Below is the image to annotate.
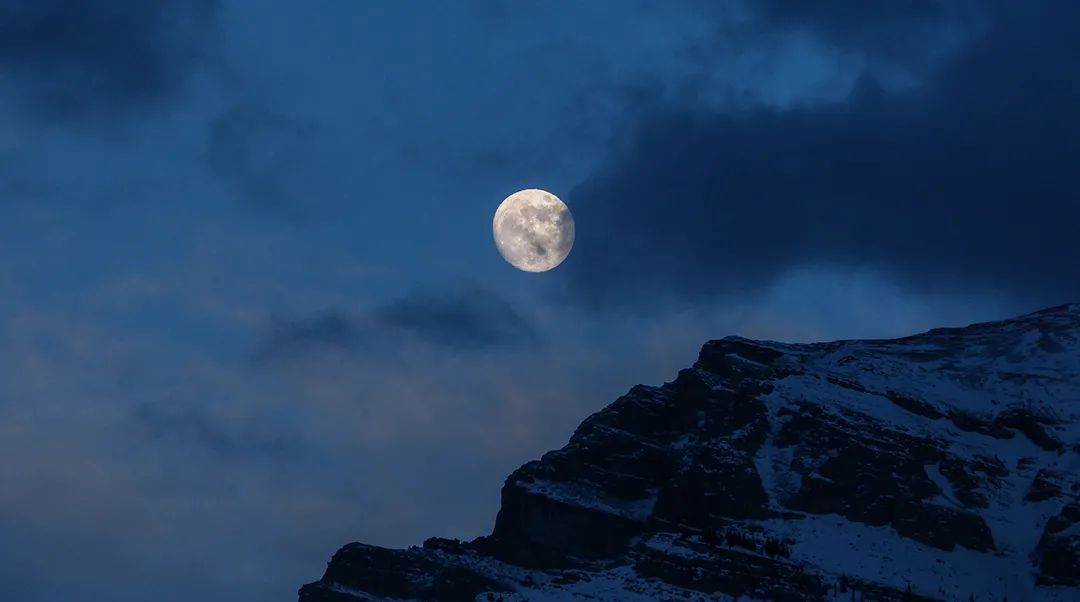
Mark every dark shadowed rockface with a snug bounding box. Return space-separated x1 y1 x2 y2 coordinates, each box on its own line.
301 305 1080 601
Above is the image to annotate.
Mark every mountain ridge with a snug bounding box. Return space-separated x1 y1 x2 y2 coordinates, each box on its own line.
300 304 1080 601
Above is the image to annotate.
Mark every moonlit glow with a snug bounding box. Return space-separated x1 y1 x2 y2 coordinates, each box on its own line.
492 188 575 272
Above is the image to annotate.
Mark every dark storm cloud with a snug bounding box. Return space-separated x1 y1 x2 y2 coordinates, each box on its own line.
251 287 539 363
206 107 319 215
564 0 1080 309
0 0 219 121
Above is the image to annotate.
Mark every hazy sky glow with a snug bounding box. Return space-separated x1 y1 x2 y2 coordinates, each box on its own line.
0 2 1076 601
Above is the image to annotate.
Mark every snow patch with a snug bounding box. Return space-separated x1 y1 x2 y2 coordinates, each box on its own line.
520 479 656 521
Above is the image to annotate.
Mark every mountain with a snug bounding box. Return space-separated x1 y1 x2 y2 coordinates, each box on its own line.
299 304 1080 601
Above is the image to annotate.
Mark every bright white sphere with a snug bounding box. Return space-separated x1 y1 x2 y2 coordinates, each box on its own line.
492 189 575 272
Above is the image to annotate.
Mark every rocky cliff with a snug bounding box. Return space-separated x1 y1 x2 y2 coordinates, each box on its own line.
300 305 1080 601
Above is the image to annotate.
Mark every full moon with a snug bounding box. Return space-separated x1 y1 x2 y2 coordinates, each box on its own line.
493 188 575 272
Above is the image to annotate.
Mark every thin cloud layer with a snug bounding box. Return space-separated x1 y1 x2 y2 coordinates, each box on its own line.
563 0 1080 309
0 277 625 602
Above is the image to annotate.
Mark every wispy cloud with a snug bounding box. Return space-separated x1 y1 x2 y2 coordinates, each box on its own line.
251 286 540 364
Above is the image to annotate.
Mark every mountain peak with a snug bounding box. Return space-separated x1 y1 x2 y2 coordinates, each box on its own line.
300 305 1080 601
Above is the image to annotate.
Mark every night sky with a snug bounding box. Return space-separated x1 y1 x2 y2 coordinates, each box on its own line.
1 2 1077 601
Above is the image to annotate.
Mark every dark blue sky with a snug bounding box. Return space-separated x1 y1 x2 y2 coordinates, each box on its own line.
0 2 1076 601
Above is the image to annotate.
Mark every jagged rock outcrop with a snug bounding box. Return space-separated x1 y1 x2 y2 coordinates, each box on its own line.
1035 497 1080 586
301 304 1080 601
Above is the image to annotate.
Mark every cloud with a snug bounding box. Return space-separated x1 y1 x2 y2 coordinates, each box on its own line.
0 0 220 121
561 0 1080 310
251 286 540 364
374 287 540 348
748 0 982 60
130 401 305 458
252 311 364 362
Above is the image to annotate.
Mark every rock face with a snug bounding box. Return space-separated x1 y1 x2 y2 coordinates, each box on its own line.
300 305 1080 601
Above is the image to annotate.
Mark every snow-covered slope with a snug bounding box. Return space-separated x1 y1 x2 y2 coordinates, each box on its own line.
300 304 1080 602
